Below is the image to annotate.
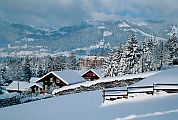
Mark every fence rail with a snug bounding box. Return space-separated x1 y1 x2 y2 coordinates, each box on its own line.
102 83 178 103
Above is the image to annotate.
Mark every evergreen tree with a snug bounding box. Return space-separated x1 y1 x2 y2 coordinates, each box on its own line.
123 32 141 74
166 28 178 64
67 52 77 70
36 64 45 77
45 55 54 73
145 36 159 71
114 44 126 75
103 49 117 77
0 69 6 86
21 56 32 81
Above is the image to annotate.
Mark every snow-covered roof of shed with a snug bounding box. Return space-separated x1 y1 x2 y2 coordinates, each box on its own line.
6 81 29 91
29 77 39 83
40 70 85 85
6 81 43 91
80 56 105 60
81 68 105 78
132 67 178 86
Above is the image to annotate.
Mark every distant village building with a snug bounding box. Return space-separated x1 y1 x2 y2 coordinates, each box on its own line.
79 56 105 69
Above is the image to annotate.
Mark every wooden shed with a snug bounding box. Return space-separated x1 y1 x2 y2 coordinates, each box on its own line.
81 69 104 81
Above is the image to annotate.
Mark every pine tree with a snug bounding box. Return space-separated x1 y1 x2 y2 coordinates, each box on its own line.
145 36 159 71
166 29 178 63
67 52 77 70
103 49 117 77
0 69 6 86
123 32 141 74
37 64 45 77
114 44 126 75
21 56 32 81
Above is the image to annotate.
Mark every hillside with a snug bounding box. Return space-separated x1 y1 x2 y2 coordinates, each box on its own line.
0 20 174 57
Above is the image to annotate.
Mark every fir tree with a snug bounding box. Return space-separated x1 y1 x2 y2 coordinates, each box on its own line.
103 49 117 77
123 32 141 74
67 52 77 70
21 56 32 81
166 32 178 63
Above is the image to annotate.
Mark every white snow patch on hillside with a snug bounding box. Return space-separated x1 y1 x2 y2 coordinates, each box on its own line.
97 26 106 29
133 67 178 86
128 28 166 40
130 21 147 26
103 31 113 37
167 25 177 36
118 22 130 28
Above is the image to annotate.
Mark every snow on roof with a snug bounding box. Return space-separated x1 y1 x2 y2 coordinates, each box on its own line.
6 81 43 91
80 56 105 60
6 81 29 91
132 67 178 86
29 77 39 83
81 68 104 78
39 70 85 85
53 70 85 85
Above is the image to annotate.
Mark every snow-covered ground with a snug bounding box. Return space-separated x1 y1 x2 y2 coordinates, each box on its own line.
0 89 178 120
0 67 178 120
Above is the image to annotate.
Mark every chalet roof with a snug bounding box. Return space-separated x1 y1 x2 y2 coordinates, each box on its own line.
29 77 39 83
28 83 43 89
38 70 85 85
6 81 29 91
81 68 104 78
6 81 42 91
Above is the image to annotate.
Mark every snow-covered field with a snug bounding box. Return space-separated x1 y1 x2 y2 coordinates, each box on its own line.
0 90 178 120
0 67 178 120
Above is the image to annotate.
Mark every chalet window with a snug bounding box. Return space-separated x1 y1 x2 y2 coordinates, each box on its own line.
86 72 96 77
50 78 53 83
56 78 60 83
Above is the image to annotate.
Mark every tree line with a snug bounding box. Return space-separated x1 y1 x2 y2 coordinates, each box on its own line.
103 26 178 77
0 53 78 86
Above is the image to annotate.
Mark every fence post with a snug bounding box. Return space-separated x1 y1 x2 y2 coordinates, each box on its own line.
153 83 154 95
102 89 105 103
126 87 129 99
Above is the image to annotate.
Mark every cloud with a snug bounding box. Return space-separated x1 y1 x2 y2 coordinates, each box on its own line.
0 0 178 26
0 0 89 27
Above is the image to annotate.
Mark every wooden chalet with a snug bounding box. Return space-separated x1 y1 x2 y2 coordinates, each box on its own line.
81 69 104 81
37 70 85 93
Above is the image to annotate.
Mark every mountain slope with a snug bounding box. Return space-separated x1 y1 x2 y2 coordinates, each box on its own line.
0 20 175 57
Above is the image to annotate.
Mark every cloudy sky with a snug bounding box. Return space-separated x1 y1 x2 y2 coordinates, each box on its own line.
0 0 178 27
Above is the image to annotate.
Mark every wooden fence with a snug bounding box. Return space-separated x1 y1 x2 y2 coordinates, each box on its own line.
102 83 178 103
